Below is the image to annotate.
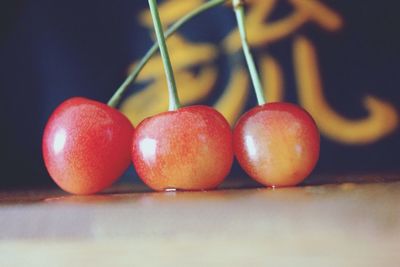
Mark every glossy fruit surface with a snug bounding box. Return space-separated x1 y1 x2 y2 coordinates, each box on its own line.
42 97 134 194
233 102 320 187
132 105 233 191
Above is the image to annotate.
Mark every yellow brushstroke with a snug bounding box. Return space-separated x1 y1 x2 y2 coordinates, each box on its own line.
214 66 249 126
293 36 398 144
223 0 342 53
120 66 218 125
139 0 203 27
224 13 307 53
130 35 218 81
260 55 284 102
246 0 276 26
290 0 343 31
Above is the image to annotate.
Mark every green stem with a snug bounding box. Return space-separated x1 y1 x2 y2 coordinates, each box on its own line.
148 0 180 111
107 0 227 108
233 0 266 105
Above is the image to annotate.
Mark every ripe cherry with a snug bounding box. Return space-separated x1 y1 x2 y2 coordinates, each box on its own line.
132 105 233 191
42 97 134 194
233 102 320 187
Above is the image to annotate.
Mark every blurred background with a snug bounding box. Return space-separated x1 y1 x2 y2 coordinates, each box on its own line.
1 0 399 187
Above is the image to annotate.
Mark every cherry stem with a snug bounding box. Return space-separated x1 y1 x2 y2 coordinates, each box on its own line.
107 0 227 108
148 0 181 111
233 0 266 105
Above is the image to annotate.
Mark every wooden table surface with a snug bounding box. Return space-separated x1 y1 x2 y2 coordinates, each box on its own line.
1 174 399 266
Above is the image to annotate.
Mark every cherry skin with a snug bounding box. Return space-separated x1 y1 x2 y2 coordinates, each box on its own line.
132 105 233 191
42 97 134 194
233 102 320 187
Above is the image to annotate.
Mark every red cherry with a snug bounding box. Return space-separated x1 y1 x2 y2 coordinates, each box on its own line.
233 102 320 187
132 105 233 191
42 97 134 194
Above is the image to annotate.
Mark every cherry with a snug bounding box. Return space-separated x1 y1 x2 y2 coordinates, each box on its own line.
233 102 320 187
128 1 233 191
132 105 233 191
229 3 320 187
42 97 134 194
